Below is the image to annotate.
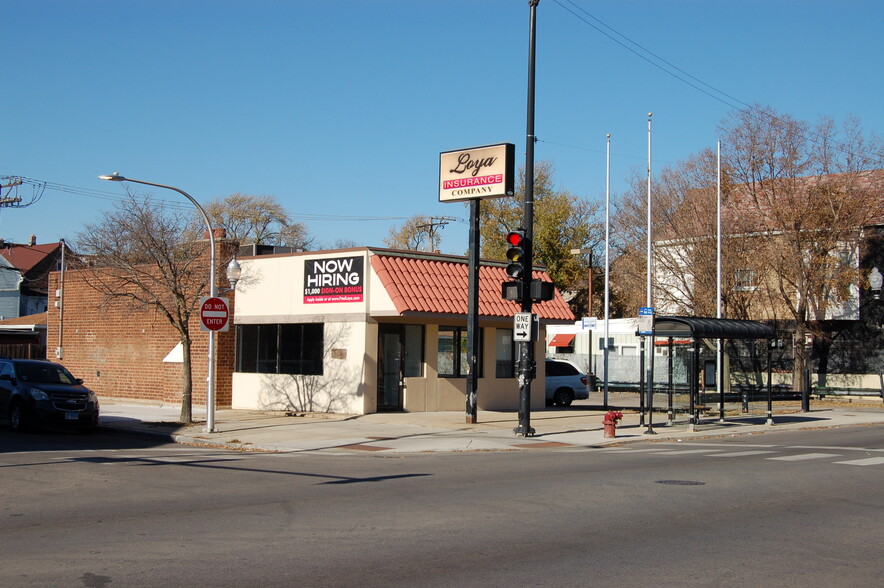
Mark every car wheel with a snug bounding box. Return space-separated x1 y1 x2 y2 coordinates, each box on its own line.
553 389 574 407
9 401 29 432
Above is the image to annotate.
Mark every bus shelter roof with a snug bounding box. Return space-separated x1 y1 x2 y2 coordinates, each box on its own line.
653 316 775 340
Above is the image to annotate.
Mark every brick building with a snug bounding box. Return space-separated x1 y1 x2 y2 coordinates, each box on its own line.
46 239 237 408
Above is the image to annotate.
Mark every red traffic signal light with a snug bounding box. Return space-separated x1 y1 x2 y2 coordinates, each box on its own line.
505 229 527 279
506 230 524 247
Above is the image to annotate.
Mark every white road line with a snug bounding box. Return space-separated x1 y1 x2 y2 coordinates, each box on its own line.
600 448 676 453
652 449 727 455
709 450 778 458
766 453 841 461
833 457 884 466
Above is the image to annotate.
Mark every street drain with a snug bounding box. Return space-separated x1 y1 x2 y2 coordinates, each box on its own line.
655 480 706 486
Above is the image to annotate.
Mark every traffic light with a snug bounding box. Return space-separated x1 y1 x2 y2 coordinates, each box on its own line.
505 229 527 279
501 280 523 301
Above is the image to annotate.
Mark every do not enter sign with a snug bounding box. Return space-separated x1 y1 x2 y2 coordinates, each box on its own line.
200 297 230 332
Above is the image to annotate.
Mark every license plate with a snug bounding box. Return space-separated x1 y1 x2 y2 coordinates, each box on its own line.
64 412 79 421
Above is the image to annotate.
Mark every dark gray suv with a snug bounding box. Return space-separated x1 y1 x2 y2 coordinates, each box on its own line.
0 359 99 432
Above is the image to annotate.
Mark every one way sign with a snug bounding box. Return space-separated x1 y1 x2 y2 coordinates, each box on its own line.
513 312 535 342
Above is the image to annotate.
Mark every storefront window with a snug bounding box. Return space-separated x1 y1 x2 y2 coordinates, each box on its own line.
237 323 324 375
495 329 515 378
437 326 481 378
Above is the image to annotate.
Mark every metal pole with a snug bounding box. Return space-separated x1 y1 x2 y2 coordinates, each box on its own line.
641 113 653 428
667 337 674 425
603 134 611 409
717 140 724 423
646 113 653 309
587 251 593 319
515 0 539 437
99 174 217 432
689 338 698 431
587 251 592 386
57 239 65 360
645 333 656 434
466 199 480 424
638 339 646 426
767 343 774 425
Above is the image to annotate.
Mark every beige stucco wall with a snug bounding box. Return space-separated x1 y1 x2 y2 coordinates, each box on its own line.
235 250 371 321
231 318 370 414
402 324 546 412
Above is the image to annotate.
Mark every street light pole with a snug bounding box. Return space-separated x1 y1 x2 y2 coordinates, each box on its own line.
99 173 218 432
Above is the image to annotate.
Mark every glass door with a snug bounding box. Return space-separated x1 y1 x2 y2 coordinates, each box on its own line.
378 325 403 411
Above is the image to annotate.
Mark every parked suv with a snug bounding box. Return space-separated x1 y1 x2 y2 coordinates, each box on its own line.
0 359 99 432
545 359 590 407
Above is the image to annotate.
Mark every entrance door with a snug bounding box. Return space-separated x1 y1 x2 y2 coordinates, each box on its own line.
378 326 403 411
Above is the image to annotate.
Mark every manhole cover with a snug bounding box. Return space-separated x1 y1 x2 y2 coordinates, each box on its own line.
655 480 706 486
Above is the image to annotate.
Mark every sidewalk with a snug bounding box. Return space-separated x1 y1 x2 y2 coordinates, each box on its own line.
98 393 884 454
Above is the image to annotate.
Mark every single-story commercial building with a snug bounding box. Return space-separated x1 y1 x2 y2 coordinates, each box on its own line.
232 247 574 413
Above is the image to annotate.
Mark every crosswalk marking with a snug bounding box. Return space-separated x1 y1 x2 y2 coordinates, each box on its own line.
593 443 884 467
709 450 777 458
767 453 841 461
833 457 884 467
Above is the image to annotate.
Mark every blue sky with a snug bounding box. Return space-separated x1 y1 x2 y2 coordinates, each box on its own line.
2 0 882 253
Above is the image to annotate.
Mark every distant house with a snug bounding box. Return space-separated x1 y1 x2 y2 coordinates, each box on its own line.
0 237 70 320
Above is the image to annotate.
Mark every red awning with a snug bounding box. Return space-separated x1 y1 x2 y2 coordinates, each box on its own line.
549 333 576 347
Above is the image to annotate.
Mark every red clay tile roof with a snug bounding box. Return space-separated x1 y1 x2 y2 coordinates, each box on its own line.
370 252 575 322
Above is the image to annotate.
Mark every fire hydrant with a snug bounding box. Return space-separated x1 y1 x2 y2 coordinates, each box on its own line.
603 411 623 438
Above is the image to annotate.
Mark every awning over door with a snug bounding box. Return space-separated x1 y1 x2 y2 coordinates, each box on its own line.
549 333 576 347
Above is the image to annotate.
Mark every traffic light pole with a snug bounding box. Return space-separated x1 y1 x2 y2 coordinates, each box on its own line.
514 0 539 437
466 199 480 424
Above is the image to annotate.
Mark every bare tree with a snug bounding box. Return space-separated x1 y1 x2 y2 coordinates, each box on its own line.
718 105 884 389
612 150 758 319
205 192 314 250
384 215 454 252
75 194 228 423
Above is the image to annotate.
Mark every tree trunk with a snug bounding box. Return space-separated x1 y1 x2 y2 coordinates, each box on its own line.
180 334 193 423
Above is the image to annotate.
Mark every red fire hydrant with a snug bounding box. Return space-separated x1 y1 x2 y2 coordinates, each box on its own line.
603 411 623 438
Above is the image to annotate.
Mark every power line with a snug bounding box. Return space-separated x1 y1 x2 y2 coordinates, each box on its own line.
552 0 868 164
4 177 451 224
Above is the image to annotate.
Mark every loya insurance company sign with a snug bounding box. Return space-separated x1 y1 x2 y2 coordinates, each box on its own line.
303 256 364 304
439 143 515 202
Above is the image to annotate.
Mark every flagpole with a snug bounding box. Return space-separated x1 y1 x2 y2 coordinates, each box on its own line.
717 140 724 421
644 113 656 434
603 133 611 409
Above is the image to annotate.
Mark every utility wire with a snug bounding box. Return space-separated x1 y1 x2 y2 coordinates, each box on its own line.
6 177 441 223
553 0 867 163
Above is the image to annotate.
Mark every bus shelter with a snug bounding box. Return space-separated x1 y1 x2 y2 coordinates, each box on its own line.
652 316 776 427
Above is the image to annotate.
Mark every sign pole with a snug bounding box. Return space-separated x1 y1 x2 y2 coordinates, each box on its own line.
466 200 480 423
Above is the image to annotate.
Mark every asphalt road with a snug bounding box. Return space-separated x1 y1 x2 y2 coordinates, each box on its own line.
1 425 882 587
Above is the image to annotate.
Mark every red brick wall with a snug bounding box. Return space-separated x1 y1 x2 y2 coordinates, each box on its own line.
46 247 236 407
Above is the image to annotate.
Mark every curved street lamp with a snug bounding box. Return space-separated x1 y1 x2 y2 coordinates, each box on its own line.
99 172 219 432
